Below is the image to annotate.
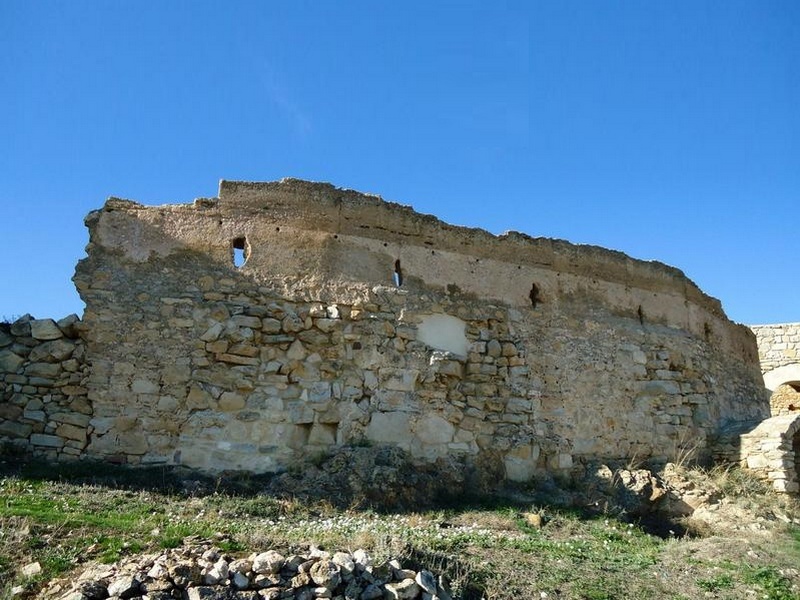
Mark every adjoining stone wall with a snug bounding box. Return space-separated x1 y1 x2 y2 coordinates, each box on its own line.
0 179 771 484
751 323 800 392
0 315 91 458
750 323 800 416
740 414 800 494
734 324 800 494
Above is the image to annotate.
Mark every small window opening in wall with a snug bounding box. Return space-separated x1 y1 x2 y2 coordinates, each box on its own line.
529 283 540 308
232 237 248 268
393 259 403 287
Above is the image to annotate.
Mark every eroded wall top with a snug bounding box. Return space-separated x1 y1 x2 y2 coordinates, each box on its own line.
80 178 749 351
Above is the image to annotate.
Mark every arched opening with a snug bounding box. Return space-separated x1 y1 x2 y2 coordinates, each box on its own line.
769 380 800 416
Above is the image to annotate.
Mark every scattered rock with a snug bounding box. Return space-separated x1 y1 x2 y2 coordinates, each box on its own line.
40 541 457 600
21 561 42 577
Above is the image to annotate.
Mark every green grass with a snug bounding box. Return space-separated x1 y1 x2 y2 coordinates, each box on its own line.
1 459 799 600
743 567 798 600
697 573 734 592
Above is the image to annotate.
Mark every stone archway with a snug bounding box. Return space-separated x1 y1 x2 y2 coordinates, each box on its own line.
740 413 800 494
769 381 800 416
763 363 800 392
761 364 800 417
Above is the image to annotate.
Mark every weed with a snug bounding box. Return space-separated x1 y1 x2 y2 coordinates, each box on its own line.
696 573 734 592
743 566 798 600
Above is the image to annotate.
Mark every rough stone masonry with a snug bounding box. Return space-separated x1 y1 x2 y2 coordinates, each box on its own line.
0 179 771 484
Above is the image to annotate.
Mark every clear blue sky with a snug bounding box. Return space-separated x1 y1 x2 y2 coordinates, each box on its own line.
1 1 797 325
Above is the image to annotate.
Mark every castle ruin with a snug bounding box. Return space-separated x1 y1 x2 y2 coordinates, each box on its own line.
0 179 788 489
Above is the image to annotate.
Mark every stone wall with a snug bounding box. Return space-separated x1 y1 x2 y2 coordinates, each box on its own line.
751 323 800 391
0 179 770 482
734 324 800 494
0 315 91 458
740 414 800 494
750 323 800 416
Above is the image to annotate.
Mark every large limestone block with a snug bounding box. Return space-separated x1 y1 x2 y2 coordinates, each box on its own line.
30 319 63 340
307 423 337 446
503 443 540 482
413 414 455 445
416 314 469 357
366 412 411 444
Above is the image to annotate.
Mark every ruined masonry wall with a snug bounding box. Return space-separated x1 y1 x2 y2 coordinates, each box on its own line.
0 180 770 481
0 316 91 457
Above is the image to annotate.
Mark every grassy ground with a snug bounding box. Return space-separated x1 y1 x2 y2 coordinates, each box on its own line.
1 458 799 600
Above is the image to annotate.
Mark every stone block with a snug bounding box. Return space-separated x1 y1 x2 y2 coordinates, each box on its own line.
62 385 88 396
486 339 502 357
161 365 191 385
413 414 455 445
0 350 25 373
28 339 75 363
308 423 337 446
366 412 411 444
228 343 259 357
157 396 179 411
261 318 282 333
205 340 228 353
89 417 114 435
746 454 769 469
216 353 259 366
30 319 63 340
51 412 91 427
0 420 32 438
117 431 149 455
69 397 93 415
24 362 61 378
383 369 419 392
30 433 64 448
288 402 314 424
641 380 681 396
9 317 31 337
131 379 159 394
56 423 87 443
0 404 23 420
219 392 245 411
22 410 46 422
233 315 262 329
286 339 307 360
